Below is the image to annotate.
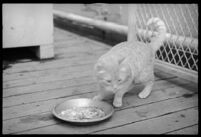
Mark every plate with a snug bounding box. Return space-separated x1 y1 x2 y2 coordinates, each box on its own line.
52 98 114 124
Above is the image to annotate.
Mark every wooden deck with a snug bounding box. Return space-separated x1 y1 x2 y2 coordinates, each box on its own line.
3 27 198 134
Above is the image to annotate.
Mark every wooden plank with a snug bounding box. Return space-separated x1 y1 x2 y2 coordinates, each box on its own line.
3 58 93 75
54 43 109 57
3 63 93 82
4 47 168 83
3 91 97 120
3 48 106 73
3 57 96 75
3 73 95 98
166 124 198 134
53 27 113 50
53 27 78 41
54 26 111 47
92 107 198 134
3 75 195 119
3 77 178 120
9 93 198 134
3 66 173 97
3 75 176 108
3 68 167 92
53 32 76 43
53 41 110 53
3 81 197 134
3 48 104 70
3 92 98 134
54 37 111 51
3 49 106 74
3 77 97 107
3 68 94 89
3 68 176 102
4 67 175 98
3 77 177 119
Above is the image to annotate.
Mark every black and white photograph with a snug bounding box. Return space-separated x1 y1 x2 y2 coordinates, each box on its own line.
2 3 198 134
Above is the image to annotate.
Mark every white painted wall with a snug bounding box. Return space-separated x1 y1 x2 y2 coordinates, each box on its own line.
3 4 53 48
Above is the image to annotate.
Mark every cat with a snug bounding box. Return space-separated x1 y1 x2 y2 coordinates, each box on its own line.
93 17 167 107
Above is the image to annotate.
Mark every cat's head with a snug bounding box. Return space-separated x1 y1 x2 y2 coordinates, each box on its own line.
94 58 133 93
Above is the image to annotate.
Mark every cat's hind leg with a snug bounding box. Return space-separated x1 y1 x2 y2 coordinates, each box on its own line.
138 80 154 99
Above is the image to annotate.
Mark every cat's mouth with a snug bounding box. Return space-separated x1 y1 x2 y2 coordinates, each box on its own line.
111 88 118 94
105 88 117 94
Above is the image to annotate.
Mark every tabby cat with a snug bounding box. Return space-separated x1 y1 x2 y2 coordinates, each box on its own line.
93 17 166 107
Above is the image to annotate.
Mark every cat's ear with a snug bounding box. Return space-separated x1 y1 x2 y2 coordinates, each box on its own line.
120 63 130 71
120 64 132 76
98 70 106 74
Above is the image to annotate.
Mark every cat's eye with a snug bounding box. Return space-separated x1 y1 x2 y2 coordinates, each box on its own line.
118 78 125 83
106 80 111 83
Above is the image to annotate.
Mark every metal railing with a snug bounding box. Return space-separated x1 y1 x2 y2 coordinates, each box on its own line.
134 4 198 73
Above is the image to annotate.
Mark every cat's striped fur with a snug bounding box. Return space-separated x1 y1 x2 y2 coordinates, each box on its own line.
93 17 166 107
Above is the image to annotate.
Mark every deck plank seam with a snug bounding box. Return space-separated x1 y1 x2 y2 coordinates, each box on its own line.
3 80 96 98
3 60 96 75
114 93 198 112
88 106 198 134
163 124 198 134
3 76 177 98
3 92 197 121
3 62 95 78
3 81 96 98
3 90 95 109
11 106 198 134
3 70 94 89
3 77 178 108
3 78 190 109
3 75 176 91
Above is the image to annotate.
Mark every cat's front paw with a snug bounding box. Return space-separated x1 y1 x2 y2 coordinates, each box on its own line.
113 100 122 107
138 90 151 99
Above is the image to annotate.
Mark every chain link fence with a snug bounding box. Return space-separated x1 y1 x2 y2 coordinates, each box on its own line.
53 4 198 81
133 4 198 72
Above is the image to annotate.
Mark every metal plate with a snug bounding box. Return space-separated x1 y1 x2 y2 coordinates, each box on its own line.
52 98 114 124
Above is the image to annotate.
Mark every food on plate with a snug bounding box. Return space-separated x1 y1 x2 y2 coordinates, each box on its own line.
59 106 105 121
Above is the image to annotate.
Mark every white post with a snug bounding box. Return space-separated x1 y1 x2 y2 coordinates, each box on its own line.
128 4 138 42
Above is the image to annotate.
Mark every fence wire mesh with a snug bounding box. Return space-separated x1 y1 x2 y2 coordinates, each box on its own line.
134 4 198 72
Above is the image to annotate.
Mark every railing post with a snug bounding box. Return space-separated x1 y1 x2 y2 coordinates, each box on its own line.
128 4 138 42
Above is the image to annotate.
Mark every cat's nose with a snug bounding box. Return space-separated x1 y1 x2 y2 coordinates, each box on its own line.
113 85 118 90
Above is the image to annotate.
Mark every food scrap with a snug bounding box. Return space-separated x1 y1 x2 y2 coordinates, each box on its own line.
59 106 105 121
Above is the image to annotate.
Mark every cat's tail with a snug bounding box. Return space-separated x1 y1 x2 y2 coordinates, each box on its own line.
146 17 167 52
